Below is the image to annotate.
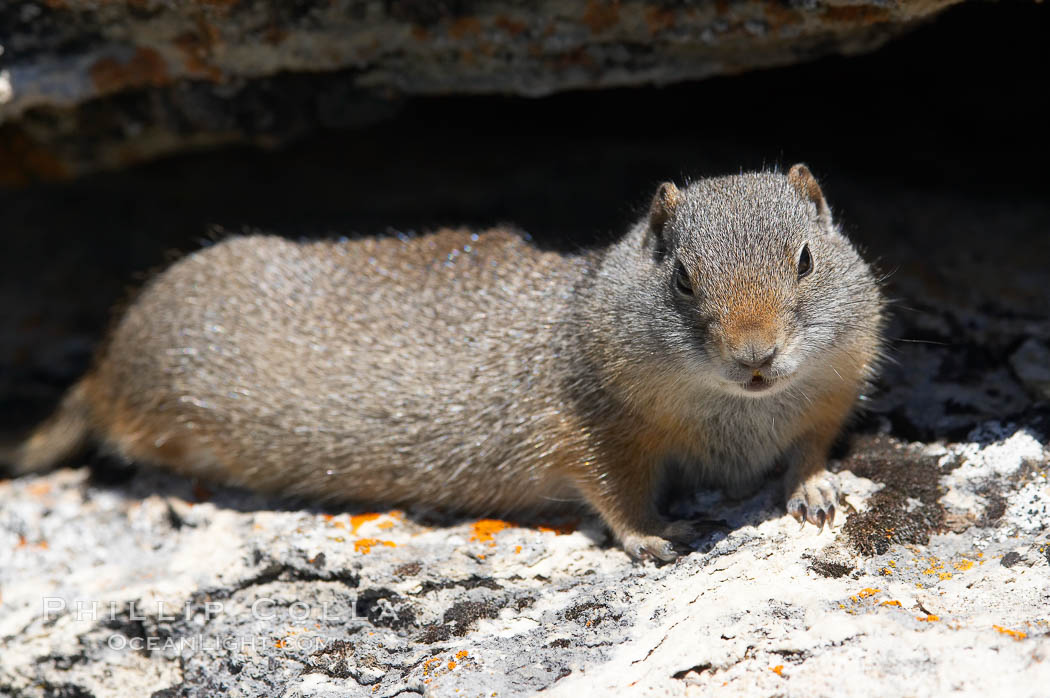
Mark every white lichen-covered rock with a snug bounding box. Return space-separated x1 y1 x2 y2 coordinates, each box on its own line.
1 416 1047 697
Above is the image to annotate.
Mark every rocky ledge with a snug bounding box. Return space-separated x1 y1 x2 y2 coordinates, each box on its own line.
0 415 1047 697
0 0 962 181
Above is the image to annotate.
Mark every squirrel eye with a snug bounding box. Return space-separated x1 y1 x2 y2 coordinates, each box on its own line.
674 262 694 296
797 243 813 280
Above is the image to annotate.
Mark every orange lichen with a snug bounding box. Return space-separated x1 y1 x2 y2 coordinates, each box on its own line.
456 650 469 659
377 520 395 530
953 559 975 571
770 665 785 676
350 513 381 534
174 27 223 82
993 625 1027 641
449 17 482 39
644 6 676 33
858 588 881 598
880 600 902 608
917 614 939 622
537 521 577 535
471 519 512 545
0 126 71 185
515 545 522 554
354 539 396 554
423 657 442 675
448 661 457 670
922 557 946 575
938 572 952 580
822 6 890 24
582 0 620 33
494 16 528 36
90 47 169 93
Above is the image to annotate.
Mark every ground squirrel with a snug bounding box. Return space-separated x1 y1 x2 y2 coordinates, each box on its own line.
13 165 884 561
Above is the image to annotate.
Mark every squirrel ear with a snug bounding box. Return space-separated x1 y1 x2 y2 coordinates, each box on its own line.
787 164 831 226
647 181 680 258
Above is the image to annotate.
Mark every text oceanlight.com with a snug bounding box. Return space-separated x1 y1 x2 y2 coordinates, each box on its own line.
106 634 329 653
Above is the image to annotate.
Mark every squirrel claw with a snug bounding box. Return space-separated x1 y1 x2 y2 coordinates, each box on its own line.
786 472 840 533
622 533 680 563
620 518 724 563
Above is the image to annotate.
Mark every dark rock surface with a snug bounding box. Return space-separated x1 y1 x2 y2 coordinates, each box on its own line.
0 0 964 179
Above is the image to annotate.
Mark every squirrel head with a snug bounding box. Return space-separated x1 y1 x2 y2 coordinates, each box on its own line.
639 164 875 398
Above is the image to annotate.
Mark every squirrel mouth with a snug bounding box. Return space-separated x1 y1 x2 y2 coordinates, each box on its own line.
744 373 773 393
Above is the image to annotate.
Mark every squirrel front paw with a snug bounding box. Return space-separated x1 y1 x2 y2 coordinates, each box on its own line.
785 471 839 531
621 533 679 562
620 520 713 562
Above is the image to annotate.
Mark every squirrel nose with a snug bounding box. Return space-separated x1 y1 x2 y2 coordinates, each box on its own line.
734 345 777 370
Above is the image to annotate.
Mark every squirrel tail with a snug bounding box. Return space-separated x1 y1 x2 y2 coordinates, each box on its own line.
6 379 95 475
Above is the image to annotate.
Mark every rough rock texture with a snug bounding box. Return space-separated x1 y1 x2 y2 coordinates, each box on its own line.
0 0 963 181
1 422 1048 697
